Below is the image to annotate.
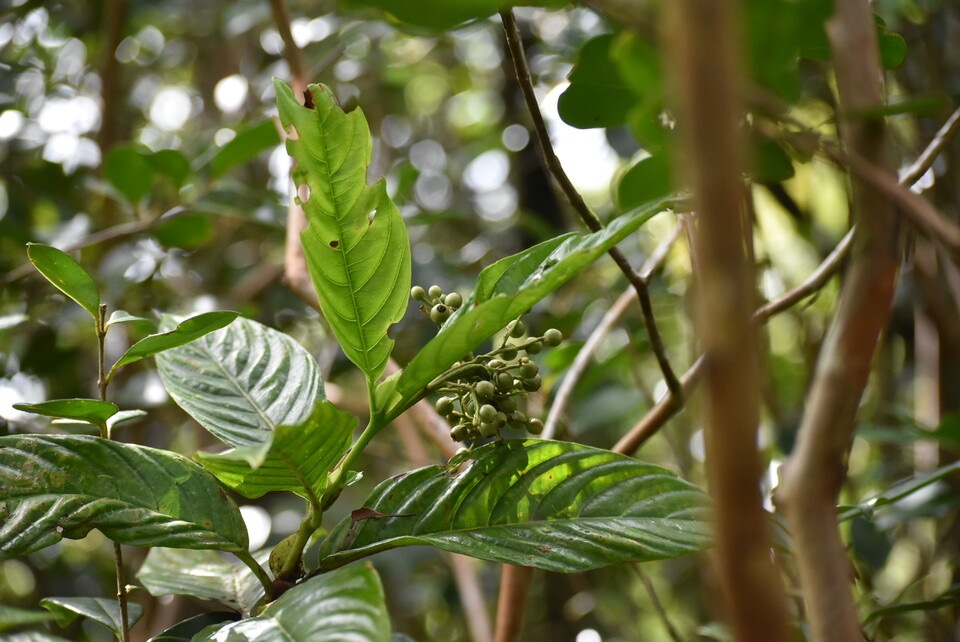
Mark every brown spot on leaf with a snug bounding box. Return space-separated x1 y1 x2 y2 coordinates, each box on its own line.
329 240 340 249
303 88 315 109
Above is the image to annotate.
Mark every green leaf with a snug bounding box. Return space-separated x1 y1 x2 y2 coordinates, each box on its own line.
193 563 389 642
877 20 906 69
749 138 795 183
108 311 239 378
105 310 152 329
341 0 564 30
25 243 100 321
558 35 637 129
864 583 960 623
147 149 191 187
274 79 411 381
385 196 674 417
317 439 711 573
210 119 281 178
147 613 240 641
0 632 71 642
156 315 325 448
0 605 56 633
12 399 118 425
104 145 155 203
617 155 673 211
152 213 214 249
196 400 356 501
107 409 148 433
40 597 142 637
0 435 249 557
137 548 267 616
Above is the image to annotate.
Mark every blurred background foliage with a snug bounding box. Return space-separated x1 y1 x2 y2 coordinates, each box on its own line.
0 0 959 640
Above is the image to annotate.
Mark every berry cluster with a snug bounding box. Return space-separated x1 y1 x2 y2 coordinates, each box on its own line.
412 285 562 443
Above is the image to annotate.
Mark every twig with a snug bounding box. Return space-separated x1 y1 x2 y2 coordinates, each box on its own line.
499 9 683 402
898 105 960 187
543 220 682 438
634 565 684 642
492 565 533 642
269 0 308 94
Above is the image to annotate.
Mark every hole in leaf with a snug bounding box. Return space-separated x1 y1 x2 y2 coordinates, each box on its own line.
297 183 311 203
329 240 340 249
303 88 315 109
286 125 299 140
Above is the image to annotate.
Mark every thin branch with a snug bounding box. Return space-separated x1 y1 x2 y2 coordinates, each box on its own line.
898 105 960 187
634 565 684 642
499 9 683 402
269 0 308 94
543 220 682 438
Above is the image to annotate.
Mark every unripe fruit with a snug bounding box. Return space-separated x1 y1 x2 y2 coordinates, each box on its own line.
519 361 539 379
478 404 497 423
494 411 508 427
496 372 514 391
525 340 542 355
527 418 544 434
478 421 498 437
507 411 527 426
509 319 526 338
543 328 563 347
444 292 463 308
435 396 455 416
521 375 542 392
429 304 448 325
499 347 518 361
411 285 427 302
428 285 444 300
451 423 470 441
475 380 495 401
498 395 519 412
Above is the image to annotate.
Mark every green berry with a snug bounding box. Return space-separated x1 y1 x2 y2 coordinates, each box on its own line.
478 421 498 437
525 340 542 355
411 285 427 302
475 380 496 400
508 319 526 338
499 347 518 361
451 423 470 441
444 292 463 308
496 372 515 392
543 328 563 347
527 418 544 434
519 361 539 379
478 404 497 423
521 375 542 392
435 396 455 415
429 304 448 325
507 411 527 426
494 411 508 427
428 285 444 300
498 395 519 412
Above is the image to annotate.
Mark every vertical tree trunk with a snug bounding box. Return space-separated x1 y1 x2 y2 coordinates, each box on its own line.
665 1 790 641
777 1 902 640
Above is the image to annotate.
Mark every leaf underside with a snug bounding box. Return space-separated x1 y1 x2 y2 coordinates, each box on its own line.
318 439 710 573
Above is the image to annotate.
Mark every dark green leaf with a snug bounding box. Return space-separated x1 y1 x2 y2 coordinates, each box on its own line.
341 0 563 30
0 435 248 557
850 516 891 569
210 119 281 178
877 23 906 69
109 311 239 378
616 154 673 211
105 310 152 329
152 213 214 249
317 440 710 573
0 605 56 633
385 196 675 417
864 583 960 623
196 400 356 500
148 613 240 642
749 139 795 183
104 145 155 203
147 149 191 187
193 563 389 642
12 399 118 424
40 597 142 637
275 79 411 382
138 548 267 616
25 243 100 321
156 315 325 448
558 35 637 129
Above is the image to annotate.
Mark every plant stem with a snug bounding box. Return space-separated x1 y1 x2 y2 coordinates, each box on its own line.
235 549 275 597
277 503 322 581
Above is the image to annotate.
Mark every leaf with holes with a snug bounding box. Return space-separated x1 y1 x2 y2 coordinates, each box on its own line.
193 563 389 642
195 400 356 501
40 597 142 637
0 435 248 557
316 439 710 572
275 79 411 382
156 315 324 448
384 196 675 418
25 244 100 321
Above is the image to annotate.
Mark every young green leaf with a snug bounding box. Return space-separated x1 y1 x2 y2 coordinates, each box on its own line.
106 409 148 433
210 119 281 178
316 439 710 573
274 79 411 382
0 435 249 557
0 605 56 633
558 34 638 129
195 400 357 501
138 548 268 616
104 310 152 329
107 310 239 379
40 597 143 637
384 196 675 417
12 399 118 425
193 563 389 642
156 315 325 448
25 244 100 321
104 145 155 203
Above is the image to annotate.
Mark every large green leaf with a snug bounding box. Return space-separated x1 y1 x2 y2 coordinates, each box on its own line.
316 439 710 573
156 315 324 448
12 399 118 425
137 548 267 616
274 79 411 382
108 311 239 378
0 605 56 633
25 244 100 321
193 563 389 642
384 196 675 417
196 400 357 501
148 613 240 641
558 34 639 129
0 435 248 557
40 597 142 637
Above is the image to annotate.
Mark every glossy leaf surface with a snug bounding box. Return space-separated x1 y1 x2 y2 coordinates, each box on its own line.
109 310 239 375
318 440 710 573
196 400 356 500
0 435 248 557
147 613 240 641
386 196 674 416
156 315 324 448
275 79 410 381
25 244 100 321
138 548 267 616
40 597 142 636
193 563 389 642
12 399 118 425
